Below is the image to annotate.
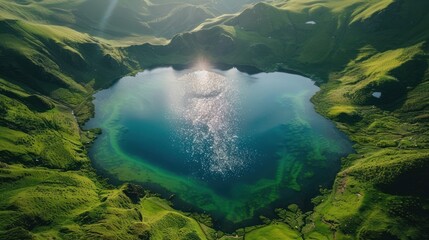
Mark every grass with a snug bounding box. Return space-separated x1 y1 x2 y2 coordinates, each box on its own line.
327 105 360 123
0 164 99 238
245 222 302 240
0 18 132 107
140 197 214 239
0 87 87 169
0 163 217 239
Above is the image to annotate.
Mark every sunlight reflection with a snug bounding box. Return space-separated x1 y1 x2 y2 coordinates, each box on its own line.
192 57 211 70
169 70 248 177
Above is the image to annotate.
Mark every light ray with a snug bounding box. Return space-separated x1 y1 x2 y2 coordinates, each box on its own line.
100 0 119 32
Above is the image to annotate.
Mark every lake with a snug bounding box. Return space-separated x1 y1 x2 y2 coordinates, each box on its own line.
85 67 352 231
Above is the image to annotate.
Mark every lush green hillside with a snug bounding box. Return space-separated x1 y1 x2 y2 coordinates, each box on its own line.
1 0 429 239
0 0 261 41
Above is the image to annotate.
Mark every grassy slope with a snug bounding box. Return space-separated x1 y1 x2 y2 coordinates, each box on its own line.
0 0 261 41
0 163 213 239
245 223 302 240
0 18 135 123
129 0 429 239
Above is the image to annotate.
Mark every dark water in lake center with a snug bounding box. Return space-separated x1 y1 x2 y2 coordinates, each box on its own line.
85 67 352 230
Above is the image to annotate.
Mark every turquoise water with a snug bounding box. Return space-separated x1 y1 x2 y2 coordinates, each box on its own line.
85 67 352 230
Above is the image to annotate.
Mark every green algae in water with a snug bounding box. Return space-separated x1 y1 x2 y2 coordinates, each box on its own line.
85 67 352 230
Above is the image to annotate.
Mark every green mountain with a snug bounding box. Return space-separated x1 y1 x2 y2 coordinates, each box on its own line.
0 0 260 40
1 0 428 239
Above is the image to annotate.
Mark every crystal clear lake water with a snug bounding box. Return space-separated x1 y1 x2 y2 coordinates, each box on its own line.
85 67 352 230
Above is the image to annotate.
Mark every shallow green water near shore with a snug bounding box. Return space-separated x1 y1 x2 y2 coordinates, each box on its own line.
85 67 352 229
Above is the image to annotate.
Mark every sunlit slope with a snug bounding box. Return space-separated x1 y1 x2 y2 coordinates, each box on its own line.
129 0 429 239
0 0 261 39
0 18 132 107
0 11 140 173
0 163 214 239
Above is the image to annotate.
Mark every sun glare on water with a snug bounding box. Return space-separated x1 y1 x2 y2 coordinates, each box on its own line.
168 69 250 177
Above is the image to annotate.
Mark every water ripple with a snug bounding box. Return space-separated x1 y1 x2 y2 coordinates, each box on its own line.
169 70 248 178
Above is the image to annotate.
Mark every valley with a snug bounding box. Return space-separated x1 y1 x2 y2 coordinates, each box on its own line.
0 0 428 239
